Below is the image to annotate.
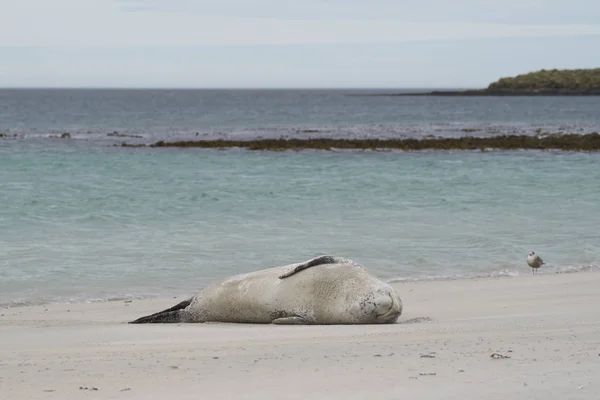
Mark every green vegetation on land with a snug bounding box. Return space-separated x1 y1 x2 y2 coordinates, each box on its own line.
487 68 600 93
351 68 600 96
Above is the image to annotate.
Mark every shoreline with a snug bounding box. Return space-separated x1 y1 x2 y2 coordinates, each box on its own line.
2 270 600 399
2 265 597 310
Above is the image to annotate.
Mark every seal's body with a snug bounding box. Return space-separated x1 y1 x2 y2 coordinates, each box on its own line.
130 256 402 325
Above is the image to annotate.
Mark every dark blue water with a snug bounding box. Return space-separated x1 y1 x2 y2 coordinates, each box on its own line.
1 89 599 144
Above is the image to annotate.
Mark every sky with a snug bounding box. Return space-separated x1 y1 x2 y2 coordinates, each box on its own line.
1 0 600 88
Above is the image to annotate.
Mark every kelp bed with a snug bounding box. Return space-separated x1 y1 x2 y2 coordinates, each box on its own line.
117 133 600 152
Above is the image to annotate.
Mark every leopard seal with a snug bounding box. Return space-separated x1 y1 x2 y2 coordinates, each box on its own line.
129 255 402 325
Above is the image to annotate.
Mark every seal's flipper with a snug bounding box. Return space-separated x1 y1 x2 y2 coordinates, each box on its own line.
128 298 192 324
129 310 185 324
272 316 310 325
279 255 342 279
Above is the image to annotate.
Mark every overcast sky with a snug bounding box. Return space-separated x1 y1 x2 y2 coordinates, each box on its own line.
1 0 600 88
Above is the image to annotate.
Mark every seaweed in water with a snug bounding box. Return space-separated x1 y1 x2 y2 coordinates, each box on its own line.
117 133 600 152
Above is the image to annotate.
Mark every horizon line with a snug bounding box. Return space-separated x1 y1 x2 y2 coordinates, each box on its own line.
0 86 478 90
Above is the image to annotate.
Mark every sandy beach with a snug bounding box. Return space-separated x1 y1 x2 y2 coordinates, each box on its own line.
1 271 599 400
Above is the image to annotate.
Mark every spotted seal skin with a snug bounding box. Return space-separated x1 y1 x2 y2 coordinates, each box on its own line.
129 255 402 325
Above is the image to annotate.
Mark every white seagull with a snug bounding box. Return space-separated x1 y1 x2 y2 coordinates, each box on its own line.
527 251 545 274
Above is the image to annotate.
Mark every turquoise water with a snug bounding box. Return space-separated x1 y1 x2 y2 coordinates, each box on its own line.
2 89 600 306
2 140 599 306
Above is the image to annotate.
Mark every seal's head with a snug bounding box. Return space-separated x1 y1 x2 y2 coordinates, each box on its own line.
347 282 403 324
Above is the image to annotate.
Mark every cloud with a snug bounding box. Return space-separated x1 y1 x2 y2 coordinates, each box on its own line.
2 1 599 87
115 0 600 24
3 35 600 88
2 0 600 47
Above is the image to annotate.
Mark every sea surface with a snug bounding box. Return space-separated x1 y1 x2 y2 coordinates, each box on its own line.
1 89 600 307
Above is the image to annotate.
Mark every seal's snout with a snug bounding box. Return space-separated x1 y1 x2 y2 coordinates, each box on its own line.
375 292 402 323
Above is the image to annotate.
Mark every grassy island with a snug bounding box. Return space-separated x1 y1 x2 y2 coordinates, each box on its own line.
353 68 600 96
486 68 600 93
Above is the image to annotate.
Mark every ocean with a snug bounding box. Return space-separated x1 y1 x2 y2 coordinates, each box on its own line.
1 89 599 307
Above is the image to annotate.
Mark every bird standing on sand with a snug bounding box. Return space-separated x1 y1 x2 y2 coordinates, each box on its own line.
527 251 544 274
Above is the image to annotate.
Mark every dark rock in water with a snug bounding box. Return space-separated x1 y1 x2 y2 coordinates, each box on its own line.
107 132 143 138
118 133 600 152
49 132 71 139
116 142 146 148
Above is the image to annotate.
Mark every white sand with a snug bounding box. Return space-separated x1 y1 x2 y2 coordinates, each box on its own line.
1 271 600 400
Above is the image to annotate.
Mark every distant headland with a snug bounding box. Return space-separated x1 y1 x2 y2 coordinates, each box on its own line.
353 68 600 96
